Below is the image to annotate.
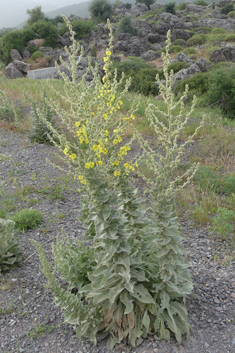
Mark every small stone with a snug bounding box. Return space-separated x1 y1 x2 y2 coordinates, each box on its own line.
205 342 209 347
153 349 159 353
230 293 235 299
232 338 235 345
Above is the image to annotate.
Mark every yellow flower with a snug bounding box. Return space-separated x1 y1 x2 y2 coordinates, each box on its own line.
105 130 109 136
85 138 89 144
96 152 101 159
124 163 129 168
135 162 139 168
80 180 86 185
112 160 119 166
106 50 111 56
68 154 77 162
130 166 135 171
118 136 122 143
103 148 108 154
119 100 123 105
103 113 108 120
113 139 118 145
75 122 80 127
98 160 103 166
114 170 121 176
103 56 109 62
63 147 69 155
93 145 99 152
89 162 95 168
103 66 108 71
78 175 83 180
131 114 135 120
79 137 84 144
85 163 90 168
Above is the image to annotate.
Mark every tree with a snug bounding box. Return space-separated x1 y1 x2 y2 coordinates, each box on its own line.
88 0 113 23
136 0 156 9
26 6 45 26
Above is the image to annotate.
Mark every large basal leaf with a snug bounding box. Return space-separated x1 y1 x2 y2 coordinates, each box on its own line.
120 290 133 314
142 310 150 331
132 284 155 304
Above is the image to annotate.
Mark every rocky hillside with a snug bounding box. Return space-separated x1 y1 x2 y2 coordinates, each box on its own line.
4 0 235 104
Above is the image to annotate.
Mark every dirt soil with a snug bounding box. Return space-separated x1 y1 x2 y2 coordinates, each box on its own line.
0 129 235 353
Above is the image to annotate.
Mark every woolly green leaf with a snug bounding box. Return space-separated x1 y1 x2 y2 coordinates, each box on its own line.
132 284 155 304
124 281 134 293
142 310 150 331
92 264 107 277
120 290 133 314
105 225 119 240
109 283 124 303
118 267 131 283
116 255 130 270
160 290 170 310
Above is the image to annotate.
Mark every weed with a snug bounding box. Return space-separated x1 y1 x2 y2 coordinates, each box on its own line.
211 207 235 240
11 209 43 231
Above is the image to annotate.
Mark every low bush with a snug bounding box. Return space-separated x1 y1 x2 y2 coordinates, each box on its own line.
0 27 35 63
59 19 96 39
31 50 43 60
177 2 189 10
111 58 160 95
212 207 235 240
174 72 211 99
184 47 196 55
228 10 235 17
117 16 138 36
207 67 235 119
12 209 43 231
221 3 233 14
168 61 190 73
194 0 208 5
163 2 176 14
186 34 206 46
32 20 58 48
211 27 226 35
29 45 39 54
0 219 21 273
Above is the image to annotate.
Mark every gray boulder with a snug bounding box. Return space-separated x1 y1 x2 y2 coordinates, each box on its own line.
59 31 71 47
173 52 194 65
172 63 201 87
155 22 170 35
118 33 131 41
196 58 210 72
140 50 160 61
148 33 161 44
150 43 162 51
127 36 148 57
185 4 204 13
218 0 231 6
113 40 129 53
10 49 22 61
6 63 24 78
14 60 30 73
22 41 38 59
130 3 148 17
39 47 57 66
171 29 191 42
209 45 235 63
197 18 235 31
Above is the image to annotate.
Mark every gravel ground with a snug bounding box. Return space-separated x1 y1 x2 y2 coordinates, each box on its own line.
0 129 235 353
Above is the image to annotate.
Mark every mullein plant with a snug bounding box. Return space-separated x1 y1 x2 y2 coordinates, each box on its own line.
31 19 202 349
132 30 204 341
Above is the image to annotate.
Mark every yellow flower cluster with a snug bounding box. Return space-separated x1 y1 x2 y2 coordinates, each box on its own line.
112 160 119 166
118 145 131 158
78 175 86 185
122 114 135 123
69 153 77 162
63 144 69 155
76 125 89 144
85 162 95 169
124 162 135 171
114 170 121 176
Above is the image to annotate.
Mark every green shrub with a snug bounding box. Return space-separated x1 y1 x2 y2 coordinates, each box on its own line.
194 0 208 5
11 209 43 231
186 34 206 46
117 17 138 36
221 3 233 14
111 58 160 95
173 39 186 46
124 2 132 9
168 61 190 73
211 27 226 34
184 47 196 55
195 26 212 34
29 45 39 54
207 67 235 119
48 15 64 26
0 90 16 122
225 33 235 42
88 0 113 23
176 2 189 10
31 50 43 60
161 45 183 54
59 19 96 39
228 10 235 17
163 2 176 14
28 89 58 144
0 27 36 63
174 72 211 99
32 20 58 48
212 207 235 240
136 0 156 7
0 219 21 273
